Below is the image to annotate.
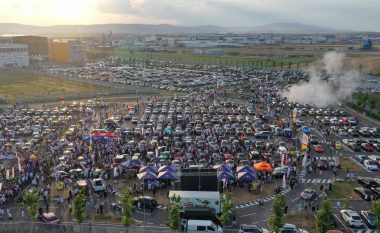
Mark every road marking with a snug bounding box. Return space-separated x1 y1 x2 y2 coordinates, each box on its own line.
240 213 256 218
307 179 312 183
135 211 151 216
334 214 348 230
291 197 299 202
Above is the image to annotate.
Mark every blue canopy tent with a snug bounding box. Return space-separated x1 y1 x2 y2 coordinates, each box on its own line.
217 171 235 181
85 136 110 141
137 171 157 180
139 165 157 173
236 165 255 174
213 164 232 173
157 171 177 180
237 171 256 181
158 165 176 173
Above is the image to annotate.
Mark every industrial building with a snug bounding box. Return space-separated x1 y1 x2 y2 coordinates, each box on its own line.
12 36 48 57
48 40 86 64
0 44 29 69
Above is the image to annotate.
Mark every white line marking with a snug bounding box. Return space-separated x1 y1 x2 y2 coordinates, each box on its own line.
240 213 257 218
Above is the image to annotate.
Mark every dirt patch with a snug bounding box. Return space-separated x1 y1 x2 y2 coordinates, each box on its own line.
340 158 366 173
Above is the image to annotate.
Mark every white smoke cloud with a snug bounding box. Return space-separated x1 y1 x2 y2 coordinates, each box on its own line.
282 51 359 107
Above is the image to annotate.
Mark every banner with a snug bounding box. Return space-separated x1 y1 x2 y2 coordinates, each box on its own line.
91 132 115 138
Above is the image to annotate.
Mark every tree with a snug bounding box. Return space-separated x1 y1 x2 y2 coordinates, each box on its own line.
343 198 350 209
21 188 40 220
220 192 235 227
73 191 86 224
269 195 286 233
370 199 380 230
120 190 134 229
316 200 333 233
166 194 181 230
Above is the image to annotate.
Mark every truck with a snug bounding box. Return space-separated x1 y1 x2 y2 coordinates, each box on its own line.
181 219 223 233
180 207 221 226
169 191 221 214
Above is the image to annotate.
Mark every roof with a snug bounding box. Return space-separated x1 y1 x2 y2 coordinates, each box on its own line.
187 219 214 225
0 43 27 48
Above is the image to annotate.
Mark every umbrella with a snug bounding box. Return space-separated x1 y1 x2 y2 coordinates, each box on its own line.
236 165 255 174
158 165 176 173
237 171 256 181
123 159 141 168
139 165 157 173
213 164 232 172
254 162 273 172
218 171 235 181
157 171 177 180
137 171 157 180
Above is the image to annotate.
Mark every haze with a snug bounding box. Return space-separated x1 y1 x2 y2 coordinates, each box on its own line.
0 0 379 31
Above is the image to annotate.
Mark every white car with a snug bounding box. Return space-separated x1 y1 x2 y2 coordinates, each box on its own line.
91 178 106 192
340 209 364 228
279 224 309 233
363 160 378 171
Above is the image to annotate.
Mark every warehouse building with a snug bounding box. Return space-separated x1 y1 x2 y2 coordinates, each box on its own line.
48 40 86 64
0 44 29 69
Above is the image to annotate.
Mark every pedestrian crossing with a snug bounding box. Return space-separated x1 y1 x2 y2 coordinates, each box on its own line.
235 187 291 209
301 178 334 184
313 156 338 161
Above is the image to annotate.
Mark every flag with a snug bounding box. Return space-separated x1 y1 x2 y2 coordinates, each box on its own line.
278 117 283 127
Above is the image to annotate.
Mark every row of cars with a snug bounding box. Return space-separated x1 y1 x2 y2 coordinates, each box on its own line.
355 154 380 171
343 138 380 152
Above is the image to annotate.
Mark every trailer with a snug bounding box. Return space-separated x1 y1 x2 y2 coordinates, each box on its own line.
169 191 221 214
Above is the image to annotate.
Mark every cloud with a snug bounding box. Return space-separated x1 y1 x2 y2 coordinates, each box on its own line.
0 0 379 30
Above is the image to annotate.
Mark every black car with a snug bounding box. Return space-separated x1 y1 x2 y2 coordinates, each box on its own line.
360 210 377 229
357 177 380 189
371 187 380 200
133 196 158 208
357 177 373 189
354 187 372 201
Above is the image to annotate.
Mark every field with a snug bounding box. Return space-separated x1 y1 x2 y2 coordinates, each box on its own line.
88 44 380 74
327 181 360 200
0 70 114 104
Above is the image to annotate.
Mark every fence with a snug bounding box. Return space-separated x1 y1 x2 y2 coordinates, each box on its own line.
0 221 177 233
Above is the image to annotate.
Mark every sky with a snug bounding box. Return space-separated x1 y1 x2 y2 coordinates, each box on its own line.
0 0 379 31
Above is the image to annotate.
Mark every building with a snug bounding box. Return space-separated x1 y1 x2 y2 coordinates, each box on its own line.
48 40 86 64
0 44 29 69
12 36 48 57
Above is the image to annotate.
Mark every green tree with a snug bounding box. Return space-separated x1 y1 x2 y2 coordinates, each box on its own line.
73 191 86 224
269 195 286 233
343 198 350 209
120 190 134 229
370 199 380 230
316 200 333 233
220 192 235 227
166 194 181 230
21 188 40 220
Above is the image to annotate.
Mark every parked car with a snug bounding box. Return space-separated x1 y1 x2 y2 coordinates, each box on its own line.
91 178 106 192
272 166 288 178
239 224 269 233
357 177 375 189
363 160 378 171
38 212 61 224
360 210 376 229
355 155 369 164
340 209 365 228
353 187 372 201
278 224 309 233
361 143 374 152
300 189 316 200
313 144 324 153
133 196 158 209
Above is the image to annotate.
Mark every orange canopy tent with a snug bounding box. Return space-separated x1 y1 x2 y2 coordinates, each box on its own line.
253 162 273 172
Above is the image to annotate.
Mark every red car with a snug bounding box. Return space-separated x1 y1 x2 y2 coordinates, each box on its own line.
339 117 349 126
314 145 325 153
361 143 374 152
317 160 329 170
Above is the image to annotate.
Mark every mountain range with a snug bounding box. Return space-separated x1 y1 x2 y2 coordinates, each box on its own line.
0 22 347 36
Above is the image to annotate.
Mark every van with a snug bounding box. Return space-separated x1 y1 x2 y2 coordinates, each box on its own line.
183 220 222 233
